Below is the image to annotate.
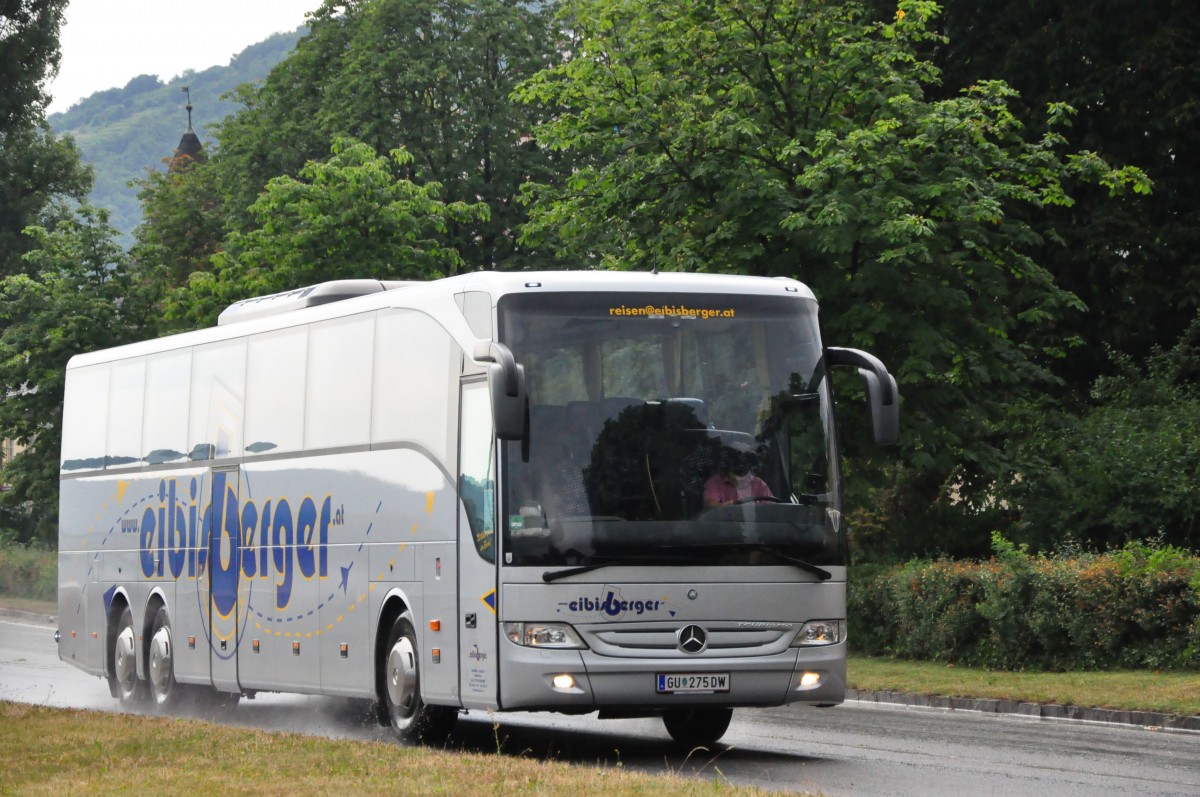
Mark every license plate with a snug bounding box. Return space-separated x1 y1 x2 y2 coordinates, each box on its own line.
656 673 730 693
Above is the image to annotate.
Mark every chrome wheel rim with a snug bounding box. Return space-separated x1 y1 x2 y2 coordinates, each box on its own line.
148 625 173 703
114 625 138 699
386 636 418 718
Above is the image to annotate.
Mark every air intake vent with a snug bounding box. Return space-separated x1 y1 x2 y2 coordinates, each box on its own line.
216 279 416 326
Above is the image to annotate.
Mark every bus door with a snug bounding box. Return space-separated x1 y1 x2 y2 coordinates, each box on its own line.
457 379 500 709
207 466 241 692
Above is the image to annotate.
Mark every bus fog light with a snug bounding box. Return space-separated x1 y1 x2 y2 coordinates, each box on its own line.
503 622 586 649
792 620 843 646
552 674 576 689
800 671 821 688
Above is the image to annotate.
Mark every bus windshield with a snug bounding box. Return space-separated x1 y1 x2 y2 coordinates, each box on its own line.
499 290 844 569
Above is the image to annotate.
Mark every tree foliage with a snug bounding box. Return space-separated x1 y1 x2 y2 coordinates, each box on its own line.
206 0 565 271
0 0 91 278
0 208 154 542
1004 317 1200 552
9 0 1188 557
0 0 98 541
133 151 226 297
170 138 489 327
0 121 91 277
515 0 1147 535
914 1 1200 396
0 0 65 134
48 29 304 243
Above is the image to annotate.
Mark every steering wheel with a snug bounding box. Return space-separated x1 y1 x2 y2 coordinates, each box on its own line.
732 495 782 505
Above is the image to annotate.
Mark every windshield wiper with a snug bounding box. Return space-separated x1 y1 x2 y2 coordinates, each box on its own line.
542 563 610 582
541 551 710 582
541 544 831 582
654 543 832 581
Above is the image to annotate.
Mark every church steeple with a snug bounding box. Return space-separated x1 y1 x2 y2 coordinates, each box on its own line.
171 86 204 170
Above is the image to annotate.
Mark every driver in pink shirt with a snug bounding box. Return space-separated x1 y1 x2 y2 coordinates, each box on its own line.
703 442 773 507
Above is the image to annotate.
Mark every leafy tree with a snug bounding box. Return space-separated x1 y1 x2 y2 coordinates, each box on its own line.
48 30 305 243
1004 317 1200 552
0 0 65 134
171 138 489 328
515 0 1147 555
133 148 227 312
0 0 92 277
854 0 1200 398
208 0 565 271
905 1 1200 399
0 122 91 277
0 207 155 543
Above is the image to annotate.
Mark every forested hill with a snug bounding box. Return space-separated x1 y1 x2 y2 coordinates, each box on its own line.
47 28 304 243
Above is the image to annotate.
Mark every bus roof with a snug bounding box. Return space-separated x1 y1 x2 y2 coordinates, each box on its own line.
67 271 816 370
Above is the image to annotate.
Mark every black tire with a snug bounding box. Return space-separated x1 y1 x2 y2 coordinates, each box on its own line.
111 606 147 706
147 606 184 710
662 707 733 748
378 613 458 744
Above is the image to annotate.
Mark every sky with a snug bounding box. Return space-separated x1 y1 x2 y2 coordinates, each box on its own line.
47 0 322 114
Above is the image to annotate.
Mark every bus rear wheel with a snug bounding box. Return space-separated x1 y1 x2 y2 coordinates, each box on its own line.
662 707 733 748
379 613 457 744
111 606 147 706
147 607 184 710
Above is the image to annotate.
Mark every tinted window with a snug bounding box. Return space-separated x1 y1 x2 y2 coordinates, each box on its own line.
142 350 190 465
189 339 246 460
460 381 496 562
61 364 110 472
373 310 455 462
245 326 307 456
498 291 842 568
306 314 374 450
106 358 146 469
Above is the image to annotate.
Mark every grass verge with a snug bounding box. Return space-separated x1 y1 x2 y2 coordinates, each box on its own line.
0 596 56 615
848 655 1200 716
0 702 788 797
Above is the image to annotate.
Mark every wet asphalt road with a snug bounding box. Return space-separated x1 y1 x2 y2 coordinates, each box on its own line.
2 617 1198 796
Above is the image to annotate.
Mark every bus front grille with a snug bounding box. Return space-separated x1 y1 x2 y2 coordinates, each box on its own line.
581 623 798 658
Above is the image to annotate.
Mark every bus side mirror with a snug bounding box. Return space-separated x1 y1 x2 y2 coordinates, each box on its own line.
473 341 527 441
825 347 899 446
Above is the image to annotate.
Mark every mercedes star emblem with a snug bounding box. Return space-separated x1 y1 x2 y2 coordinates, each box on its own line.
677 624 708 654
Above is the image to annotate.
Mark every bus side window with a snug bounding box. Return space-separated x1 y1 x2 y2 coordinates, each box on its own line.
460 382 496 562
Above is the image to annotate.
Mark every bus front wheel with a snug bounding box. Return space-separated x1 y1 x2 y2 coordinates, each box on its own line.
379 613 457 744
662 707 733 748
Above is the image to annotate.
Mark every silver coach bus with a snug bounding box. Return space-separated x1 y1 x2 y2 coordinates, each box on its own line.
57 271 898 746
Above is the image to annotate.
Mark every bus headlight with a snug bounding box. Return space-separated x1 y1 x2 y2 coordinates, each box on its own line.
791 620 843 646
503 622 586 649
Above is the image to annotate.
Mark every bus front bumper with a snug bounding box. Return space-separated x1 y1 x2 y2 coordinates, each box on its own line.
497 642 846 712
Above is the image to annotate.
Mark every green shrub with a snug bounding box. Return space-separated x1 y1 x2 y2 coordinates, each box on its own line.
1003 323 1200 553
850 535 1200 670
0 540 56 602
